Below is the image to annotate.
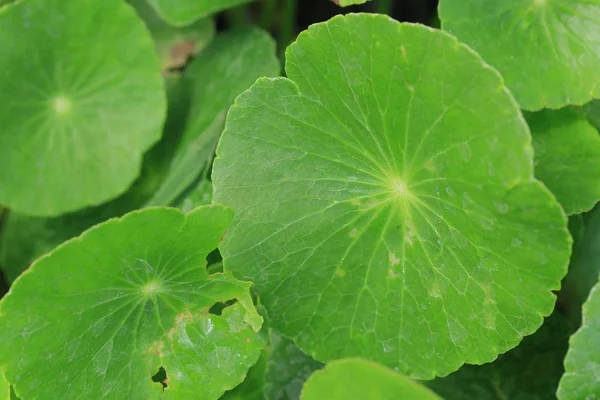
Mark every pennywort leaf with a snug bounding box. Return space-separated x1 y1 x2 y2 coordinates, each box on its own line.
558 276 600 399
148 0 254 27
527 108 600 215
301 359 441 399
439 0 600 110
0 0 166 216
213 14 571 378
0 206 264 399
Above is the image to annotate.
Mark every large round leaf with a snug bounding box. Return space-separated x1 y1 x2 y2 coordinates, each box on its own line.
301 359 440 400
0 0 166 216
213 14 571 378
0 206 264 399
558 277 600 399
439 0 600 110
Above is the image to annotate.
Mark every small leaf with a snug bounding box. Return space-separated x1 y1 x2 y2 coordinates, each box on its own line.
146 28 280 207
333 0 371 6
439 0 600 110
265 332 323 400
129 0 215 71
527 108 600 215
0 206 264 399
0 0 166 216
557 276 600 399
301 359 441 399
426 311 573 400
148 0 253 27
213 14 571 378
588 100 600 131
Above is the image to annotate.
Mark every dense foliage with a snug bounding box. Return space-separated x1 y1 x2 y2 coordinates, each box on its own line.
0 0 599 399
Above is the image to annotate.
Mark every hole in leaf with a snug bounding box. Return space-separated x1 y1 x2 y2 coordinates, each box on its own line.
151 366 168 390
208 298 236 316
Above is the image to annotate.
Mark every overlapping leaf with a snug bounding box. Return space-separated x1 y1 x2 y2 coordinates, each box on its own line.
527 109 600 215
439 0 600 110
0 0 166 216
265 333 323 400
213 14 571 378
426 311 573 399
148 0 253 27
147 28 280 206
0 206 264 399
129 0 215 71
558 277 600 399
560 207 600 323
301 359 440 399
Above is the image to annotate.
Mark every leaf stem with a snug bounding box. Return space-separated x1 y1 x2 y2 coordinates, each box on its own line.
376 0 393 15
280 0 297 52
226 4 247 29
260 0 279 31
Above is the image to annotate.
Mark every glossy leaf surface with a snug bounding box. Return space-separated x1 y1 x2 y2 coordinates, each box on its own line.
213 14 571 378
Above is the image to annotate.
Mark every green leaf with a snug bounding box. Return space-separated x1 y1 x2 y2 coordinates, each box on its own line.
129 0 215 71
301 359 441 399
334 0 371 6
557 276 600 399
0 75 188 282
0 0 166 216
527 109 600 215
439 0 600 111
588 100 600 131
176 180 214 213
265 333 323 400
146 28 280 207
148 0 253 27
0 372 8 400
425 311 573 400
213 13 571 378
0 206 265 399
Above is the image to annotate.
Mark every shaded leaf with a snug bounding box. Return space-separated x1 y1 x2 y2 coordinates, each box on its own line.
146 28 280 207
558 276 600 399
129 0 215 71
426 311 573 400
148 0 254 27
527 108 600 215
213 14 570 378
265 333 323 400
